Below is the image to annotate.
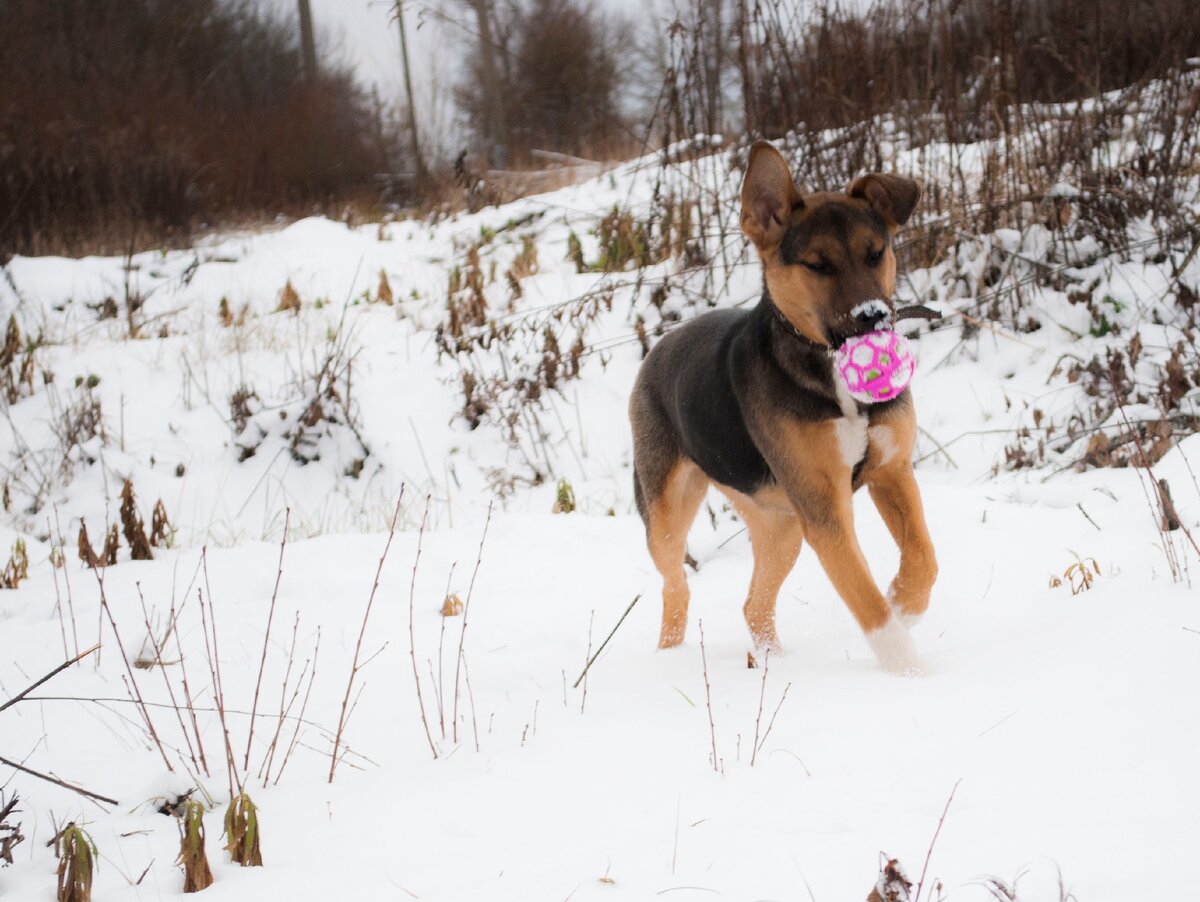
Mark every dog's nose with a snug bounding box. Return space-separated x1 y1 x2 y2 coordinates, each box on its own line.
851 299 891 331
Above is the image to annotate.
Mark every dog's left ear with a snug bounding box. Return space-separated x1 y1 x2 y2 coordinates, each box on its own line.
848 174 922 229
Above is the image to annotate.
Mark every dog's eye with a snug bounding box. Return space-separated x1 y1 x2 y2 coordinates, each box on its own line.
867 247 885 265
802 259 834 276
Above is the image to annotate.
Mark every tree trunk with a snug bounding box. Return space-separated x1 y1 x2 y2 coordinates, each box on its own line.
395 1 430 188
297 0 318 82
466 0 510 167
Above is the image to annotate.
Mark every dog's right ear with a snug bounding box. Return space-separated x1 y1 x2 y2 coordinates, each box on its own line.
740 141 801 252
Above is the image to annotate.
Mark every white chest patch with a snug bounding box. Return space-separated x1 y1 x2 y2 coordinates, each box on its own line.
833 372 869 469
868 425 898 467
835 414 869 469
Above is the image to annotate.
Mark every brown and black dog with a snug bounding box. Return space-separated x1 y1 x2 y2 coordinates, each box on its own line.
629 140 937 673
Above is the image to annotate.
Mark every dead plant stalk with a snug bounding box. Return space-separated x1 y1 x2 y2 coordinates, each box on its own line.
329 489 406 782
90 563 175 772
452 501 493 746
698 620 719 774
245 508 289 770
915 779 962 902
134 585 200 775
408 496 439 758
199 554 242 797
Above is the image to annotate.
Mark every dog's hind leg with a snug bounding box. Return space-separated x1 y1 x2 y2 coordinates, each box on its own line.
640 458 709 648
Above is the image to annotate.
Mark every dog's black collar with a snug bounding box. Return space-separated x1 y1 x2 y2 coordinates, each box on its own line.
767 299 942 350
767 299 830 350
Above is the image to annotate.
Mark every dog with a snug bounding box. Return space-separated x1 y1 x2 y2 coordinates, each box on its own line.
628 140 937 673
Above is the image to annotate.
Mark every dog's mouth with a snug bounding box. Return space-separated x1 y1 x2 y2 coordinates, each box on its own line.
829 300 943 348
829 299 894 347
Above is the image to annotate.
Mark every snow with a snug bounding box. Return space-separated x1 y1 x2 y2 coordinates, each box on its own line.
1 120 1198 900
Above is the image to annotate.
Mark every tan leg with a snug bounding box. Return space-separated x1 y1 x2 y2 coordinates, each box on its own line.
803 491 920 674
721 487 804 651
761 418 921 673
868 463 937 623
645 459 709 648
863 417 937 624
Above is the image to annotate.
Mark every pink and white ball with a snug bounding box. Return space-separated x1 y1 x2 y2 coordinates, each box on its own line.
834 330 915 403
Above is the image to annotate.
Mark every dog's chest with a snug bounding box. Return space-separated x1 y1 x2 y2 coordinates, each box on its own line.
833 377 869 468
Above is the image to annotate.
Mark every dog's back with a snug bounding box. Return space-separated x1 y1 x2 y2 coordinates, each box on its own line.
630 308 772 516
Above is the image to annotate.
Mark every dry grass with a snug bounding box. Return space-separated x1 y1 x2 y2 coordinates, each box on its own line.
54 823 97 902
176 800 214 893
223 792 263 867
0 539 28 589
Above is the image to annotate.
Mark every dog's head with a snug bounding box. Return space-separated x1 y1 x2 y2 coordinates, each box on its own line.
739 140 921 348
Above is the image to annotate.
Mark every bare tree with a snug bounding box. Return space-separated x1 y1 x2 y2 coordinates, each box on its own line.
456 0 631 163
461 0 512 166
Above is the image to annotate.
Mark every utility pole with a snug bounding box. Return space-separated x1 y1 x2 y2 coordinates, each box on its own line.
297 0 318 82
394 1 430 188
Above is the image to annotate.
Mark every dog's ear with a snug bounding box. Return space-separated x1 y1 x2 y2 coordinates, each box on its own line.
848 173 922 228
740 141 801 251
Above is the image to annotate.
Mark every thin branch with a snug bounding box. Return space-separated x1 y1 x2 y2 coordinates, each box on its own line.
750 649 769 766
0 644 99 715
330 489 405 782
698 620 719 774
134 585 198 774
572 594 641 689
245 508 289 770
452 502 493 745
408 496 439 759
0 754 118 807
91 563 175 773
915 779 962 902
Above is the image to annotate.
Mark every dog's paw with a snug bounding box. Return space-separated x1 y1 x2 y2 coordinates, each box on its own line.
886 583 928 629
657 630 686 650
749 631 783 656
866 617 925 676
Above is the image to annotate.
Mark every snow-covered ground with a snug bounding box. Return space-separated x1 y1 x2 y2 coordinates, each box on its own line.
1 132 1198 900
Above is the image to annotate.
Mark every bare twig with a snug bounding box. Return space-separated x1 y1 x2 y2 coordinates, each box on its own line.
436 562 456 740
452 502 493 745
0 754 118 807
330 489 405 782
275 627 320 786
408 496 439 759
258 612 304 786
698 620 719 774
91 562 175 772
572 594 641 689
170 598 209 777
245 508 289 770
199 554 241 796
580 610 595 714
915 779 962 902
134 585 198 774
0 644 99 715
750 649 769 766
755 681 792 760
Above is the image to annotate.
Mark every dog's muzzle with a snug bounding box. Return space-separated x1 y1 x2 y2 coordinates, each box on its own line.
848 299 892 336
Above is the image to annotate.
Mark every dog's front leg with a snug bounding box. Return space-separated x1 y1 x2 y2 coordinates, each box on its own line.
865 414 937 625
767 419 922 674
867 462 937 626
